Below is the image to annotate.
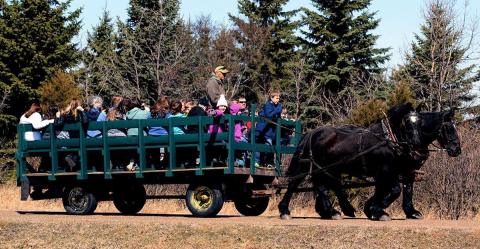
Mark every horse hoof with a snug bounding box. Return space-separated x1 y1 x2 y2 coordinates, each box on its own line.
342 210 356 218
378 214 392 221
406 212 423 220
321 212 342 220
331 213 343 220
280 214 292 220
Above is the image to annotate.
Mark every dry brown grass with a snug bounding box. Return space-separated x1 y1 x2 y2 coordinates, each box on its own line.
1 218 480 249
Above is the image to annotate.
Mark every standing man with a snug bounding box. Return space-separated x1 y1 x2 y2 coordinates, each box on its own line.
206 65 229 106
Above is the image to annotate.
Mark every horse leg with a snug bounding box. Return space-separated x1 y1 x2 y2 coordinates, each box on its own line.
314 184 342 220
278 177 303 220
402 172 423 219
334 188 356 217
366 167 401 221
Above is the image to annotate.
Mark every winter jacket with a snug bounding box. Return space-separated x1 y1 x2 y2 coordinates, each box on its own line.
255 100 282 141
229 103 245 142
168 113 186 135
54 110 89 139
206 74 225 106
86 107 101 121
148 112 170 136
19 112 54 141
208 109 226 134
126 107 151 136
186 106 208 134
87 111 106 138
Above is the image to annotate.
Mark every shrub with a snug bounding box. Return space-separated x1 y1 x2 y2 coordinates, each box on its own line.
39 70 81 111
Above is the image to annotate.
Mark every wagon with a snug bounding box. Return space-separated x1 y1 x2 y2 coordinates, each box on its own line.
15 107 301 217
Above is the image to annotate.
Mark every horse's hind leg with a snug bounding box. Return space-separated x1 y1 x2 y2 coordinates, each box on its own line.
278 177 303 220
314 184 342 220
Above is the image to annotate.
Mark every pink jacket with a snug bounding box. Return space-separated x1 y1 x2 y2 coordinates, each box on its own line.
208 109 225 134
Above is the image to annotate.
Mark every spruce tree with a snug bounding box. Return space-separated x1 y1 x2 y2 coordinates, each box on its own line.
82 10 121 99
0 0 81 117
302 0 389 94
230 0 299 100
402 0 479 111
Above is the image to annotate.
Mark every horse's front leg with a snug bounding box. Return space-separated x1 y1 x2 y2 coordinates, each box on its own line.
314 183 342 220
365 165 402 221
402 171 423 219
278 176 303 220
334 188 356 217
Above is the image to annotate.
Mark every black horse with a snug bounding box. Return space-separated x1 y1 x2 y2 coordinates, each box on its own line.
278 103 422 221
400 109 461 219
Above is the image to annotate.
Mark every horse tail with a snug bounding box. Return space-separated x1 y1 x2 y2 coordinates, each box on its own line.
285 132 312 177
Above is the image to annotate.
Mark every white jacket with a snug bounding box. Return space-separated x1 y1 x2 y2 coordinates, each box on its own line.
19 112 54 141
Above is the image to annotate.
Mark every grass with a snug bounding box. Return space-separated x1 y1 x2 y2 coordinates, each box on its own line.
1 220 480 249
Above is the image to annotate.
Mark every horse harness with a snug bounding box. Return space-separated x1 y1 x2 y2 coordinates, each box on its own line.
289 117 414 184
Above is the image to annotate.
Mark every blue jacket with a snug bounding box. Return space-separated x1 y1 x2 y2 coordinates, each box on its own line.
255 100 282 141
148 112 171 136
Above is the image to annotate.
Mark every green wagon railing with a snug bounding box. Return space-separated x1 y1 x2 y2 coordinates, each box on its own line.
16 107 302 183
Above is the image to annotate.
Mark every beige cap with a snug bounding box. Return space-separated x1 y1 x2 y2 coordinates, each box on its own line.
214 65 229 74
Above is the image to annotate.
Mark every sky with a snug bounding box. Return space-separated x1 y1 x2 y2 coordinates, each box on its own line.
69 0 480 67
69 0 480 104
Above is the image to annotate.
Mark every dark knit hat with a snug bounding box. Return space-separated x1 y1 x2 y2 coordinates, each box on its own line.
198 97 210 107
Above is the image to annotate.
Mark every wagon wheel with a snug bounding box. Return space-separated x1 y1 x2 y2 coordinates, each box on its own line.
185 184 224 217
62 186 97 215
113 184 146 215
234 197 269 216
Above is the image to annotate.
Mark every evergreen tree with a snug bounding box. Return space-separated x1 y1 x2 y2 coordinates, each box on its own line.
0 0 81 117
82 10 121 99
402 0 479 111
302 0 389 94
230 0 299 100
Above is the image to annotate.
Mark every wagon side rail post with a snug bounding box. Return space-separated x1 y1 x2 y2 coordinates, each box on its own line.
16 125 27 182
250 104 256 175
102 122 112 179
48 124 58 181
167 118 175 177
137 120 146 178
225 114 235 174
196 116 206 176
275 119 282 175
78 122 88 180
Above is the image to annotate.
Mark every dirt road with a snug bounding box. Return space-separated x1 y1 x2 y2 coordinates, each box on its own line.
1 210 480 249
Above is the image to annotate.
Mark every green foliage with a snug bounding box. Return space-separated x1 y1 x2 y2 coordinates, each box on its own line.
387 81 416 107
81 10 120 100
347 82 416 127
230 0 299 100
402 0 479 111
347 99 387 127
39 70 81 111
0 114 17 140
0 0 81 117
302 0 389 93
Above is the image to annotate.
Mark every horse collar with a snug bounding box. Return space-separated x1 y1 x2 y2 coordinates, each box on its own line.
381 118 398 143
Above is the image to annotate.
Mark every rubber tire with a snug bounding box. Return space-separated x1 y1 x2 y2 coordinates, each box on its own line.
185 184 224 217
113 184 146 215
62 187 98 215
234 197 269 216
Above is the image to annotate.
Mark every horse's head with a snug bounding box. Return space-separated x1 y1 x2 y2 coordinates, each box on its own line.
437 109 461 157
387 102 422 148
